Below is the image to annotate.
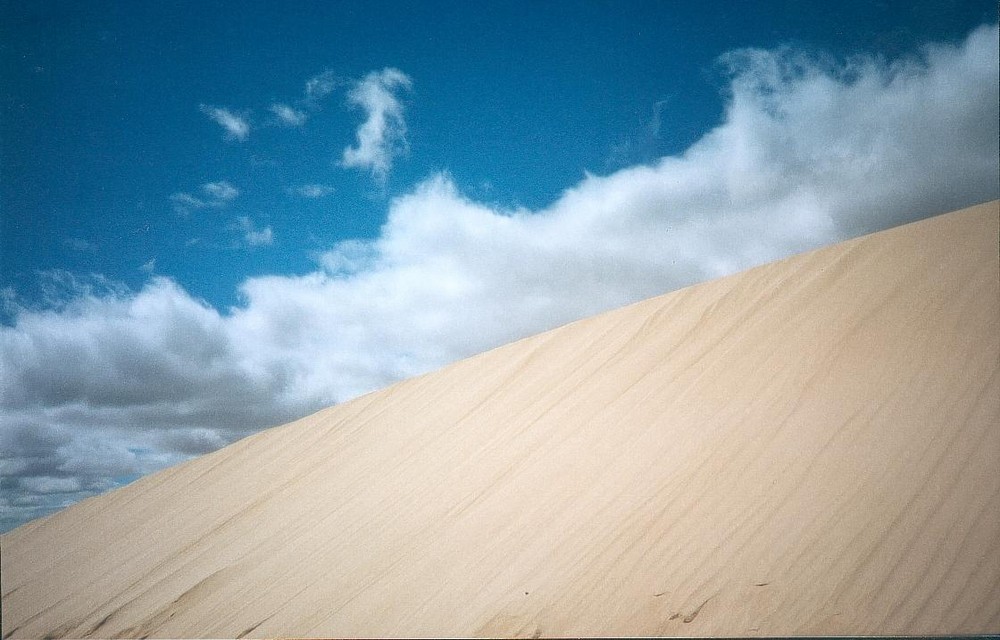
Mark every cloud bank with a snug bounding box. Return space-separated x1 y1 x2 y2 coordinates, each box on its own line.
2 25 997 532
340 68 413 184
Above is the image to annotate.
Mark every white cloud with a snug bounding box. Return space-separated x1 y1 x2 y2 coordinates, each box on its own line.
289 184 335 199
140 258 156 273
340 68 413 184
247 228 274 247
202 181 239 201
305 70 339 101
2 24 997 532
171 181 239 214
200 104 250 141
270 103 307 126
235 216 274 247
170 192 207 214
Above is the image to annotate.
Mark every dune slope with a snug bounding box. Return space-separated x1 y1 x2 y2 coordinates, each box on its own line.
2 201 999 638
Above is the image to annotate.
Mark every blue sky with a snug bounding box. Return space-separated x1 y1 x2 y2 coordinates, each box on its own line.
1 1 998 532
4 0 996 311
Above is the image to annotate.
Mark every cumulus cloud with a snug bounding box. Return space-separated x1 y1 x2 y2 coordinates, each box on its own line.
289 184 335 199
200 104 250 141
2 24 997 532
235 216 274 247
270 103 307 127
340 67 413 184
0 277 278 529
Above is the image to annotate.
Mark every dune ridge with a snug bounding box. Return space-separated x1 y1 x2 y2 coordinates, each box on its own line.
2 200 998 638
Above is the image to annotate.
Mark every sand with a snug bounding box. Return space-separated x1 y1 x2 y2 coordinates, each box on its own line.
2 200 998 638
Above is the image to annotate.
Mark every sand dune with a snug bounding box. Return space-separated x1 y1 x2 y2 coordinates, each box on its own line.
2 201 998 638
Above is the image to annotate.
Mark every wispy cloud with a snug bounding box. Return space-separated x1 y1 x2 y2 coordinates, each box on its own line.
63 238 96 253
235 216 274 247
305 70 340 101
202 181 239 201
139 258 156 274
171 181 239 214
288 184 334 199
199 105 250 141
2 24 997 532
169 192 207 214
340 68 413 184
270 103 307 127
606 99 671 168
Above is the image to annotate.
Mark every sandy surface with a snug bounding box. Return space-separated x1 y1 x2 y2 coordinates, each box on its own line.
2 201 998 638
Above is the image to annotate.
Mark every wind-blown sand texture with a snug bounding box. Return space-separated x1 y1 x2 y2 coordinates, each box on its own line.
2 201 998 638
